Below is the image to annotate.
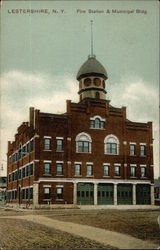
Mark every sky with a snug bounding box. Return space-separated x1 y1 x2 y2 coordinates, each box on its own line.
0 0 159 178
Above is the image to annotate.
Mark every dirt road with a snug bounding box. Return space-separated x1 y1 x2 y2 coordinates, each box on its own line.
1 214 158 249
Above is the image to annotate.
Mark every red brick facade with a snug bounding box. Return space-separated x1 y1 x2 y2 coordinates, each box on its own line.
7 56 154 207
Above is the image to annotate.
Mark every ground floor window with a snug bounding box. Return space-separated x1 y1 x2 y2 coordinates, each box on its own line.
44 187 51 199
56 187 63 200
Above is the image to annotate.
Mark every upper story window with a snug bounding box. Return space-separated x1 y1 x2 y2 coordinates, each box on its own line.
130 143 136 156
104 134 119 155
103 165 110 176
140 144 146 156
90 115 105 129
75 164 81 176
44 137 51 150
140 165 146 178
44 162 51 175
56 138 63 151
56 162 63 176
87 164 93 176
130 164 136 177
75 132 92 153
114 165 120 177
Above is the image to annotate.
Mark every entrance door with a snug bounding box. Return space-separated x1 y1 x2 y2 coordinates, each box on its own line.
98 184 114 205
77 183 94 205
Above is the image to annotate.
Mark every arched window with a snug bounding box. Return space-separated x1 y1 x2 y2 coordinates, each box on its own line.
90 115 105 129
75 132 92 153
104 134 119 155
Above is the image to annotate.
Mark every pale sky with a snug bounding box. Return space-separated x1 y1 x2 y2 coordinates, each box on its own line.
0 0 159 178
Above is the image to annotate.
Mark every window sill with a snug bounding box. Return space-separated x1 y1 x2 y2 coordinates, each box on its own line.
140 177 147 179
56 199 64 201
86 175 94 177
114 176 121 178
43 199 51 201
104 153 118 156
56 150 64 152
43 174 52 177
103 176 110 178
140 155 146 157
90 128 105 130
43 150 52 152
56 175 64 177
74 175 82 177
76 152 91 154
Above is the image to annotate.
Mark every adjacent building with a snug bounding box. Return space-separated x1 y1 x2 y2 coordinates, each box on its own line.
0 177 7 204
7 54 154 207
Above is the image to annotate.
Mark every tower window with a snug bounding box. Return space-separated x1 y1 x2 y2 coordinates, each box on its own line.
84 78 91 87
90 115 105 129
95 92 100 99
94 78 101 86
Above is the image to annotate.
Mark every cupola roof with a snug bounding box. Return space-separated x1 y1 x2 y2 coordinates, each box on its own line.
76 55 108 81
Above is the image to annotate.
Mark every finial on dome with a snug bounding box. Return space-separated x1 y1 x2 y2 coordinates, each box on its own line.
89 20 96 58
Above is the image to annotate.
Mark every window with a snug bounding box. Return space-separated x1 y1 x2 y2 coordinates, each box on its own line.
18 144 22 160
87 165 93 176
78 141 90 152
104 165 109 176
130 144 136 155
130 166 136 177
141 166 146 177
15 171 18 181
30 139 34 152
29 188 33 199
75 164 81 176
27 143 30 153
57 139 63 151
56 187 63 199
22 189 25 200
76 132 92 153
104 135 119 155
30 164 33 176
90 116 105 129
56 163 63 175
95 91 100 99
140 145 146 156
44 163 51 175
22 168 25 178
26 165 29 177
114 165 120 176
26 188 29 200
44 187 51 199
44 138 51 150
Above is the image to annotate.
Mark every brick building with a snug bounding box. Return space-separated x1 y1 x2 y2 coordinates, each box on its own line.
7 54 154 207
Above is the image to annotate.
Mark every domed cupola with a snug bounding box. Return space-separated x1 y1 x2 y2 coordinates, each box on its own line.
77 55 108 102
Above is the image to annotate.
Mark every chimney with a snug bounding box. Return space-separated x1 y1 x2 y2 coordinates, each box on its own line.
29 107 34 128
